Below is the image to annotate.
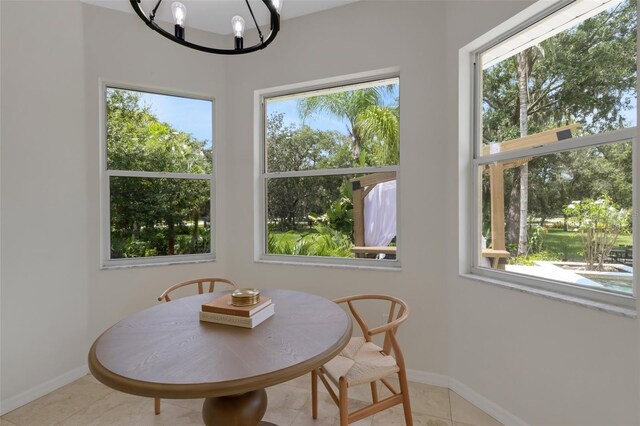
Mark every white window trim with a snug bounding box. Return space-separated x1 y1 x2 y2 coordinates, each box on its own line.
253 68 402 269
99 80 216 268
458 1 638 313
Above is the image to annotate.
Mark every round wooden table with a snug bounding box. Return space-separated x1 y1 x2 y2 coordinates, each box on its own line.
88 289 352 426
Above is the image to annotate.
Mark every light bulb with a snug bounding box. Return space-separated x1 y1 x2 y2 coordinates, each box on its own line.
231 16 245 38
272 0 282 14
171 2 187 26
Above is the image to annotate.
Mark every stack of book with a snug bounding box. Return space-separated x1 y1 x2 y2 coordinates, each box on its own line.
199 294 274 329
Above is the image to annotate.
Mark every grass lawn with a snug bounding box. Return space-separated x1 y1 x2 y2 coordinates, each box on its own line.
269 230 306 244
272 227 634 263
544 229 633 261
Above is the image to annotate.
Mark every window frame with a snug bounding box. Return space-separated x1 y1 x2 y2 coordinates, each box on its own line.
253 69 402 269
100 81 216 268
459 1 638 312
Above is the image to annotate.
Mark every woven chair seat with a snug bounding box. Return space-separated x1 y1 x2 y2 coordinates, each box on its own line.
323 337 399 387
311 294 411 425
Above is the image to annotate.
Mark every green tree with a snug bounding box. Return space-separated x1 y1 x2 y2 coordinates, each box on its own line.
483 0 636 248
357 105 399 166
563 196 631 270
107 88 211 257
265 112 350 229
297 85 398 165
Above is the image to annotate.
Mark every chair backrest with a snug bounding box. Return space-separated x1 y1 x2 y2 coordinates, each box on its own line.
157 278 238 302
333 294 409 367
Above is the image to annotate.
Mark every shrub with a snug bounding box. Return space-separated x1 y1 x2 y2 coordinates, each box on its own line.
268 225 354 257
123 239 158 258
563 195 631 271
510 250 561 266
308 182 353 235
527 224 546 254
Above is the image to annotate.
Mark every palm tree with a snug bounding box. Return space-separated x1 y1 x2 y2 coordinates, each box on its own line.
357 105 399 165
516 50 530 256
297 85 398 166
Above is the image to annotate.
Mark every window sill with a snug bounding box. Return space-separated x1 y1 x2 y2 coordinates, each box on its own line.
101 256 215 270
256 256 401 271
459 272 637 318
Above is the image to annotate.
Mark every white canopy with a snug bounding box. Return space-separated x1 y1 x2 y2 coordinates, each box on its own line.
364 180 396 248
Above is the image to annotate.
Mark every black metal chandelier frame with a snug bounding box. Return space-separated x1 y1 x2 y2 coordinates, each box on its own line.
129 0 280 55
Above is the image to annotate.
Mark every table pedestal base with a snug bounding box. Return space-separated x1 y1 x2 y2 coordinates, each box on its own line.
202 389 268 426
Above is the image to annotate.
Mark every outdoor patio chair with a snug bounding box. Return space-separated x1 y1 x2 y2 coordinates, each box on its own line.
154 277 238 414
311 294 412 426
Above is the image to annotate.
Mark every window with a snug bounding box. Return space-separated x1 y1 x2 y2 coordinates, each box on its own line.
257 74 400 266
466 0 637 308
102 85 214 267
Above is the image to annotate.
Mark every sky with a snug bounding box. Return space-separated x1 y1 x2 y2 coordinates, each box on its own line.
133 78 635 148
135 83 399 146
138 92 213 149
267 99 347 133
265 83 400 134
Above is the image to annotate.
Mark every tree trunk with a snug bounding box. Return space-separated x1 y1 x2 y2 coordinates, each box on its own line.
516 51 529 256
351 126 362 165
167 220 175 255
192 210 200 251
506 172 520 245
518 165 529 255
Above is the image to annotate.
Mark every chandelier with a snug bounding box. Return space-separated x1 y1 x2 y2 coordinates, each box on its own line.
129 0 282 55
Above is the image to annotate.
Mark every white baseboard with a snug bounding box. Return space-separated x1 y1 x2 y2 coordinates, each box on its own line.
406 369 528 426
406 368 451 388
448 377 527 426
0 364 89 416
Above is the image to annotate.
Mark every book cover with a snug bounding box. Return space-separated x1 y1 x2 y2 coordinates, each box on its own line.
202 294 272 317
199 303 275 329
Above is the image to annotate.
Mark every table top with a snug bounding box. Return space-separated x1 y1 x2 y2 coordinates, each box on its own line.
89 289 352 399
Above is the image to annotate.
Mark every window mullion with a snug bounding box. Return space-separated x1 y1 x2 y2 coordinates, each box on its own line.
474 127 637 167
107 170 213 180
264 166 399 179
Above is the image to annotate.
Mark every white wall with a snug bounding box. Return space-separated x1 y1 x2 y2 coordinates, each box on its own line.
1 1 638 424
224 1 640 424
1 0 89 407
0 1 230 410
80 4 230 340
224 1 451 376
444 2 639 425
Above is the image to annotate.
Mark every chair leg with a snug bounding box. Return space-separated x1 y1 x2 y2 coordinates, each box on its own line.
370 381 378 403
312 369 318 419
397 370 413 426
339 377 349 426
154 397 161 415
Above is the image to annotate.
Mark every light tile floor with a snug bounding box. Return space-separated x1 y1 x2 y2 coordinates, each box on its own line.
1 375 502 426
